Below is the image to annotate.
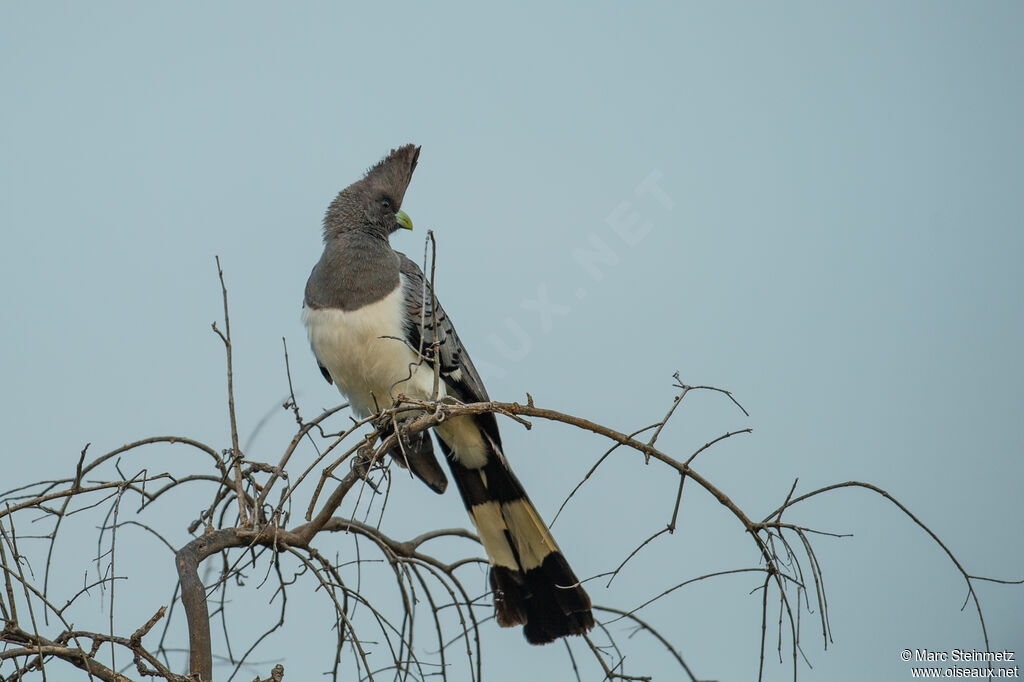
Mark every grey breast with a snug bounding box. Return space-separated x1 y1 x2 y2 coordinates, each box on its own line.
305 232 403 312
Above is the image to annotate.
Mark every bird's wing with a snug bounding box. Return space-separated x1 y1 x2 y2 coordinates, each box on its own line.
397 252 501 445
398 251 593 643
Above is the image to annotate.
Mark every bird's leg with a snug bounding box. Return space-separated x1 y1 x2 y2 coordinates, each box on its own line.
377 414 449 495
396 419 431 463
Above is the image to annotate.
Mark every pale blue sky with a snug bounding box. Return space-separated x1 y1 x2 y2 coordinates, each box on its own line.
2 3 1022 681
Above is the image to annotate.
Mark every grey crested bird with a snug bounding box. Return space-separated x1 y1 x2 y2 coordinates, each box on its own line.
302 144 594 644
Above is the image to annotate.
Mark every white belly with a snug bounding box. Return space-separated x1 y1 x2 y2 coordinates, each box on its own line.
303 278 490 468
302 279 442 418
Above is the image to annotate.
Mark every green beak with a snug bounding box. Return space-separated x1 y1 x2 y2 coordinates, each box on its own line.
396 209 414 231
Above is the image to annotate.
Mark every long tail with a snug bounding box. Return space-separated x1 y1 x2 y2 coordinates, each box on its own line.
437 434 594 644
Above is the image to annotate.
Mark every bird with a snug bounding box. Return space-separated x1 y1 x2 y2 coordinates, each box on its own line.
302 144 594 644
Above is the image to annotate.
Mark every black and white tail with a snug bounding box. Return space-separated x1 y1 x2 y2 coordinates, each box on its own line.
438 437 594 644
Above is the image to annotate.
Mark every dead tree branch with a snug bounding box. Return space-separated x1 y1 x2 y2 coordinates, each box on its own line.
3 259 1019 682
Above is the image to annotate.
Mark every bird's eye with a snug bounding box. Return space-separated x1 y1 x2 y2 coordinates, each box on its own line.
381 199 392 210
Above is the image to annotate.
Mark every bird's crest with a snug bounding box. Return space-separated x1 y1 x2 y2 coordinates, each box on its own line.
322 144 421 239
363 143 420 207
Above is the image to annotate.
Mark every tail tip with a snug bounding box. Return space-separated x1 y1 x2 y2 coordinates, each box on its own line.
491 553 595 645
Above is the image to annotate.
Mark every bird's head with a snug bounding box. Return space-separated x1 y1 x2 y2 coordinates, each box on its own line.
323 144 420 240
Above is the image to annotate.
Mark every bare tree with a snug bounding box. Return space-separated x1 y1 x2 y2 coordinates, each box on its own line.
1 255 1019 682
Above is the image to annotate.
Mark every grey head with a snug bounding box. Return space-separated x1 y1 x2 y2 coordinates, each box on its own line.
323 144 421 241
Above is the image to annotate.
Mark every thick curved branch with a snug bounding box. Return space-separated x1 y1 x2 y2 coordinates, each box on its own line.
174 497 471 681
